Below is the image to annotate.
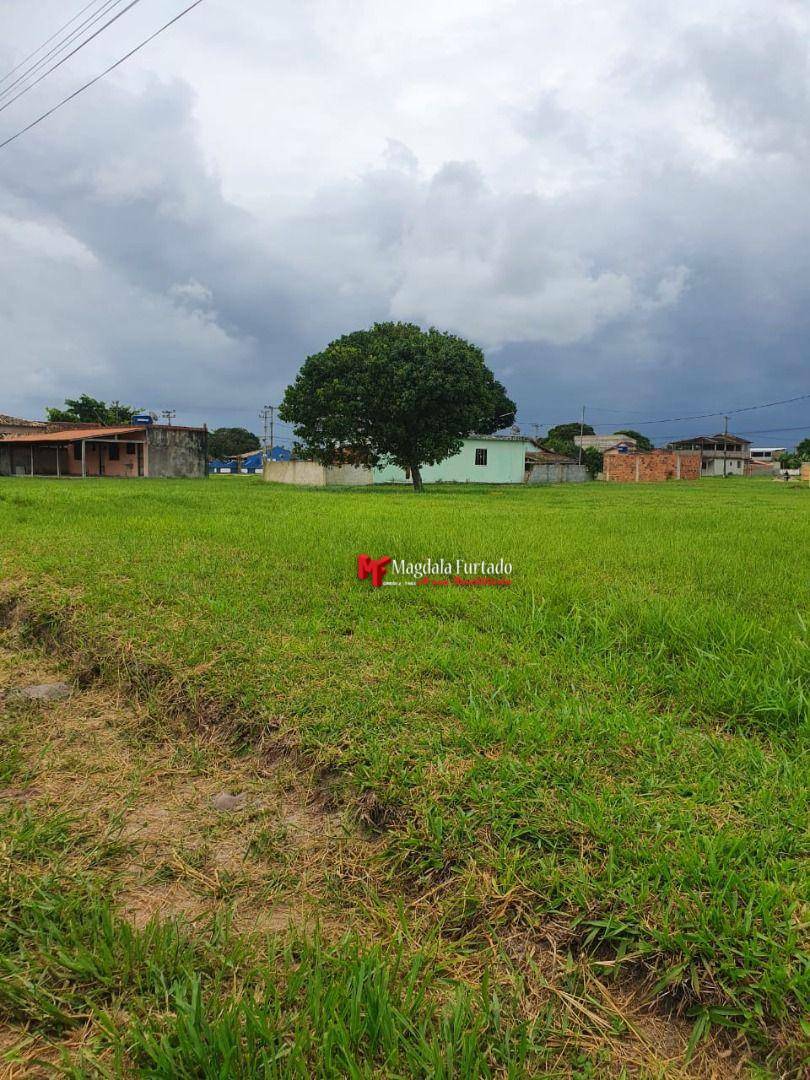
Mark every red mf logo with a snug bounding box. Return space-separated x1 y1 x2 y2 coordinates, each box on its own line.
357 553 392 587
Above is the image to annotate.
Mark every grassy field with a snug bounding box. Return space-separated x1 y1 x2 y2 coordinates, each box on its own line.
0 476 808 1075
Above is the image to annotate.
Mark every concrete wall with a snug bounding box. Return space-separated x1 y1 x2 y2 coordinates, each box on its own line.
263 460 372 486
700 455 747 477
373 438 531 484
325 463 373 486
604 450 701 483
264 460 325 485
526 462 588 484
146 427 206 479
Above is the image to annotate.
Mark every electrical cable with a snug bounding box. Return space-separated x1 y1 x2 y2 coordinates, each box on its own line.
0 0 146 117
0 0 206 151
0 1 128 107
0 0 106 86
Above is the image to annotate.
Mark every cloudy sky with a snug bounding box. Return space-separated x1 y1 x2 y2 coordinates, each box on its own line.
1 0 808 446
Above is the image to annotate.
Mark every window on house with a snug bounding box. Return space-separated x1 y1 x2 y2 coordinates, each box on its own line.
126 442 136 454
474 448 488 466
73 443 82 461
108 443 120 461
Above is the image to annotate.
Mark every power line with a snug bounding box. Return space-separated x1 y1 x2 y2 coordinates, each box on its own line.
0 1 127 107
0 0 105 87
587 391 810 427
0 0 146 117
724 392 810 416
0 0 206 151
733 424 809 435
649 424 809 443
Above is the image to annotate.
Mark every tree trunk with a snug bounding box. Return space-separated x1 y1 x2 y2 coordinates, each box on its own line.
410 464 424 492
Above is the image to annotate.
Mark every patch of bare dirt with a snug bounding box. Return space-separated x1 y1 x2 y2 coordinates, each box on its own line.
120 881 211 929
0 632 344 941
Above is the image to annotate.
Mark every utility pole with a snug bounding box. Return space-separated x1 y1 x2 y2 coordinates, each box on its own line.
531 422 541 442
161 409 176 426
260 404 275 459
723 414 729 477
578 405 586 465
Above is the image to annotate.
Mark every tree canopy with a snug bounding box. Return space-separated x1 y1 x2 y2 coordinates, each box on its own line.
539 423 604 477
208 428 261 460
279 322 516 491
795 437 810 461
615 429 653 451
546 421 594 442
46 395 138 426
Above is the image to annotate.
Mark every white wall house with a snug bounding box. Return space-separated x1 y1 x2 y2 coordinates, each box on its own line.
373 435 533 484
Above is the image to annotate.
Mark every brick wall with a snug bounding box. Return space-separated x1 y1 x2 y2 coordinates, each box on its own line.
603 450 701 483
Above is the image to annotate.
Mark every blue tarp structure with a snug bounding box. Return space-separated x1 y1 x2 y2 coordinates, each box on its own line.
209 447 292 474
239 452 263 472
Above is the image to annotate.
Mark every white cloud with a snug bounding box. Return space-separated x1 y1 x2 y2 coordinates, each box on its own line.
0 0 808 434
0 213 96 266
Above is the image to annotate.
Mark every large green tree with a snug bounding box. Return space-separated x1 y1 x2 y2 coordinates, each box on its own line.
46 395 139 426
795 437 810 461
546 421 594 442
208 427 260 460
615 429 653 451
279 322 516 491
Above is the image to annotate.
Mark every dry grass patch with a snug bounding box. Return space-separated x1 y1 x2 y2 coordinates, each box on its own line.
0 619 778 1076
0 631 352 939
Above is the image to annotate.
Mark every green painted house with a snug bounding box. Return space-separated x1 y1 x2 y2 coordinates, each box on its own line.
373 435 533 485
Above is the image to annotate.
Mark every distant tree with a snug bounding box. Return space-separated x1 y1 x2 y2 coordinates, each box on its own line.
547 421 595 442
208 427 260 460
778 451 801 469
615 429 653 451
582 447 603 479
46 394 138 426
542 434 577 457
279 322 516 492
795 437 810 461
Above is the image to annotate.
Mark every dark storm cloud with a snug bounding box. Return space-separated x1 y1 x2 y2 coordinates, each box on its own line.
0 0 808 442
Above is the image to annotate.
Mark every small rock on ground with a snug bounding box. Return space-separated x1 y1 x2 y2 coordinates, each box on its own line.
17 682 71 701
212 792 247 812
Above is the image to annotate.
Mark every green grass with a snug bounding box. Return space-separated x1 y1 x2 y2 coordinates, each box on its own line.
0 827 539 1077
1 476 808 1070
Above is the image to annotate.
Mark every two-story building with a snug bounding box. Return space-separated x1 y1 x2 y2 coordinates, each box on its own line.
666 434 752 477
